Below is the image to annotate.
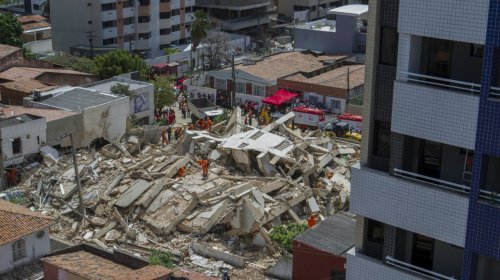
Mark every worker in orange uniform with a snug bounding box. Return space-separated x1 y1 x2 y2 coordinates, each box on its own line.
197 118 205 130
196 157 209 178
307 214 317 228
161 128 168 147
177 166 186 177
206 117 213 132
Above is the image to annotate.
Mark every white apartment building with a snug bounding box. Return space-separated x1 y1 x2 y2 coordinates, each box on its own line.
51 0 195 57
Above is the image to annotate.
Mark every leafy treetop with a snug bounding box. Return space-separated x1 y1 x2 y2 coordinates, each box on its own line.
92 50 149 80
0 12 23 47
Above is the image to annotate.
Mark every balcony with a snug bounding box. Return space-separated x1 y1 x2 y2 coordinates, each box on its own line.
102 27 117 39
101 10 117 21
351 166 468 247
398 0 489 44
137 22 150 33
220 15 270 31
392 78 479 150
123 7 135 18
135 38 151 50
123 24 135 35
159 35 172 45
171 15 181 25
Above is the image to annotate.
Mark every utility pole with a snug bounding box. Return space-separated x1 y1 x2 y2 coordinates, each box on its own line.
55 133 84 221
317 0 320 20
231 52 236 108
346 67 350 106
86 29 95 58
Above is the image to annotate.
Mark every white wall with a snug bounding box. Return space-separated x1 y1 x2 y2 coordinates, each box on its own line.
187 86 217 102
81 98 129 147
0 229 50 274
0 117 47 167
130 85 155 124
235 92 264 106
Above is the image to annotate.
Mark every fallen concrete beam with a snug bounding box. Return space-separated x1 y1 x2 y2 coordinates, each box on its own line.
113 207 127 228
94 221 117 239
126 156 153 172
260 179 288 194
141 179 173 208
115 179 154 208
262 112 294 132
191 243 245 268
164 155 191 178
256 152 277 177
105 173 124 196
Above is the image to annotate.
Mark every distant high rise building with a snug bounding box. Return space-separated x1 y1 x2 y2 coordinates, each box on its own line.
51 0 195 57
348 0 500 279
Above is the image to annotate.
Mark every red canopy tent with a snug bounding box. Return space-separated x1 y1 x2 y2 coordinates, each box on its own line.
262 89 298 105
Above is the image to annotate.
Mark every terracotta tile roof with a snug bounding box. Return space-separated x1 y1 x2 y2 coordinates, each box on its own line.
17 14 47 23
0 44 21 59
0 67 93 82
283 65 365 89
0 200 55 245
22 21 51 31
0 78 58 92
235 52 326 82
3 106 77 122
42 251 173 280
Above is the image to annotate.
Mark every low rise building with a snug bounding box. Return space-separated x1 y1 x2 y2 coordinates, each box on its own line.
0 45 23 68
0 199 55 275
24 87 129 148
85 77 155 125
0 113 47 167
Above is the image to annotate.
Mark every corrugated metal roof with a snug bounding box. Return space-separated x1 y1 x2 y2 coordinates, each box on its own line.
37 87 123 111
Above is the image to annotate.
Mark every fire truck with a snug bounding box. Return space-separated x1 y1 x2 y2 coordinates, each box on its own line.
336 113 362 133
292 106 326 129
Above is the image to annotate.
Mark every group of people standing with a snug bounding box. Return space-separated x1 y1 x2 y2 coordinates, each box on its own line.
154 108 176 125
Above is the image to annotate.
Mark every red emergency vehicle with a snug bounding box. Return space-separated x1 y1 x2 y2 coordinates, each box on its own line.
337 113 362 132
293 106 325 128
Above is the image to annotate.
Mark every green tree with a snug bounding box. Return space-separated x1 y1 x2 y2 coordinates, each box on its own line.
44 55 94 73
0 13 23 47
149 250 174 268
163 47 179 55
152 75 176 109
110 83 134 98
269 223 308 252
92 50 149 80
191 10 213 50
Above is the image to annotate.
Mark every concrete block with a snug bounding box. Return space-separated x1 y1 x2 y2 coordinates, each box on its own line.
256 152 277 177
115 179 154 208
191 243 245 268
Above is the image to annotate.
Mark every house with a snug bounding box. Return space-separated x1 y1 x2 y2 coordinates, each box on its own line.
17 14 51 43
0 44 23 68
23 87 129 148
0 113 47 167
0 199 55 275
41 243 216 280
1 106 78 147
206 51 362 113
277 0 344 22
293 4 368 55
277 64 365 114
292 213 355 280
0 66 97 105
84 77 155 125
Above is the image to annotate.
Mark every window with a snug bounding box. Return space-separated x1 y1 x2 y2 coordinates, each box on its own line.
87 3 91 6
139 0 150 6
138 32 151 40
33 4 39 10
330 99 341 110
101 3 116 11
123 0 134 8
123 17 134 25
186 6 193 12
138 16 150 23
88 20 93 24
36 230 45 238
379 27 398 66
160 0 170 2
252 85 265 97
330 271 346 280
471 44 484 57
172 24 180 32
12 239 25 261
160 28 171 35
12 138 21 154
373 121 390 157
102 20 116 28
172 8 180 16
214 78 227 90
160 12 171 19
367 220 384 244
103 38 117 45
235 82 245 93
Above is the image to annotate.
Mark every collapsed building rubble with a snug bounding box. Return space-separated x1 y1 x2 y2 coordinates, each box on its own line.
19 108 360 278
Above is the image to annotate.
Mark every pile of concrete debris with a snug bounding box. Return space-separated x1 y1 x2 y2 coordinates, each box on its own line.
20 108 359 277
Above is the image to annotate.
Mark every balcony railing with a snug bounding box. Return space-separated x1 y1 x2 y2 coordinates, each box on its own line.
399 71 481 95
393 168 470 195
385 256 458 280
489 86 500 99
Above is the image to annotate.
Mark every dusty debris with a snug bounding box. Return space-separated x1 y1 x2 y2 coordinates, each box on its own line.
19 108 360 278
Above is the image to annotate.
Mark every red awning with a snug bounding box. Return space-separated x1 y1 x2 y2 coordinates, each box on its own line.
262 89 298 105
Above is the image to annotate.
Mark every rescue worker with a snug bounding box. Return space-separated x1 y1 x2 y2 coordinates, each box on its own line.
206 117 213 132
166 125 172 142
196 157 209 178
177 166 185 177
307 215 317 228
196 118 205 130
161 128 168 147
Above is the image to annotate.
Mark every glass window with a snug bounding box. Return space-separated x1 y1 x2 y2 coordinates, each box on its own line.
214 79 227 90
471 44 484 58
379 27 398 66
102 20 116 28
103 38 117 45
172 24 180 32
160 12 171 19
367 219 384 244
101 3 116 11
123 17 134 25
235 82 245 93
138 32 151 40
172 9 180 16
138 16 150 23
160 28 171 35
331 99 341 109
252 85 265 97
139 0 150 6
12 239 25 261
123 0 134 8
373 121 390 157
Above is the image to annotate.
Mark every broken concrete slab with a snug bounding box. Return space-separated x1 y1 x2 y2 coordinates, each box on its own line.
94 221 117 239
115 179 154 208
191 243 245 268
